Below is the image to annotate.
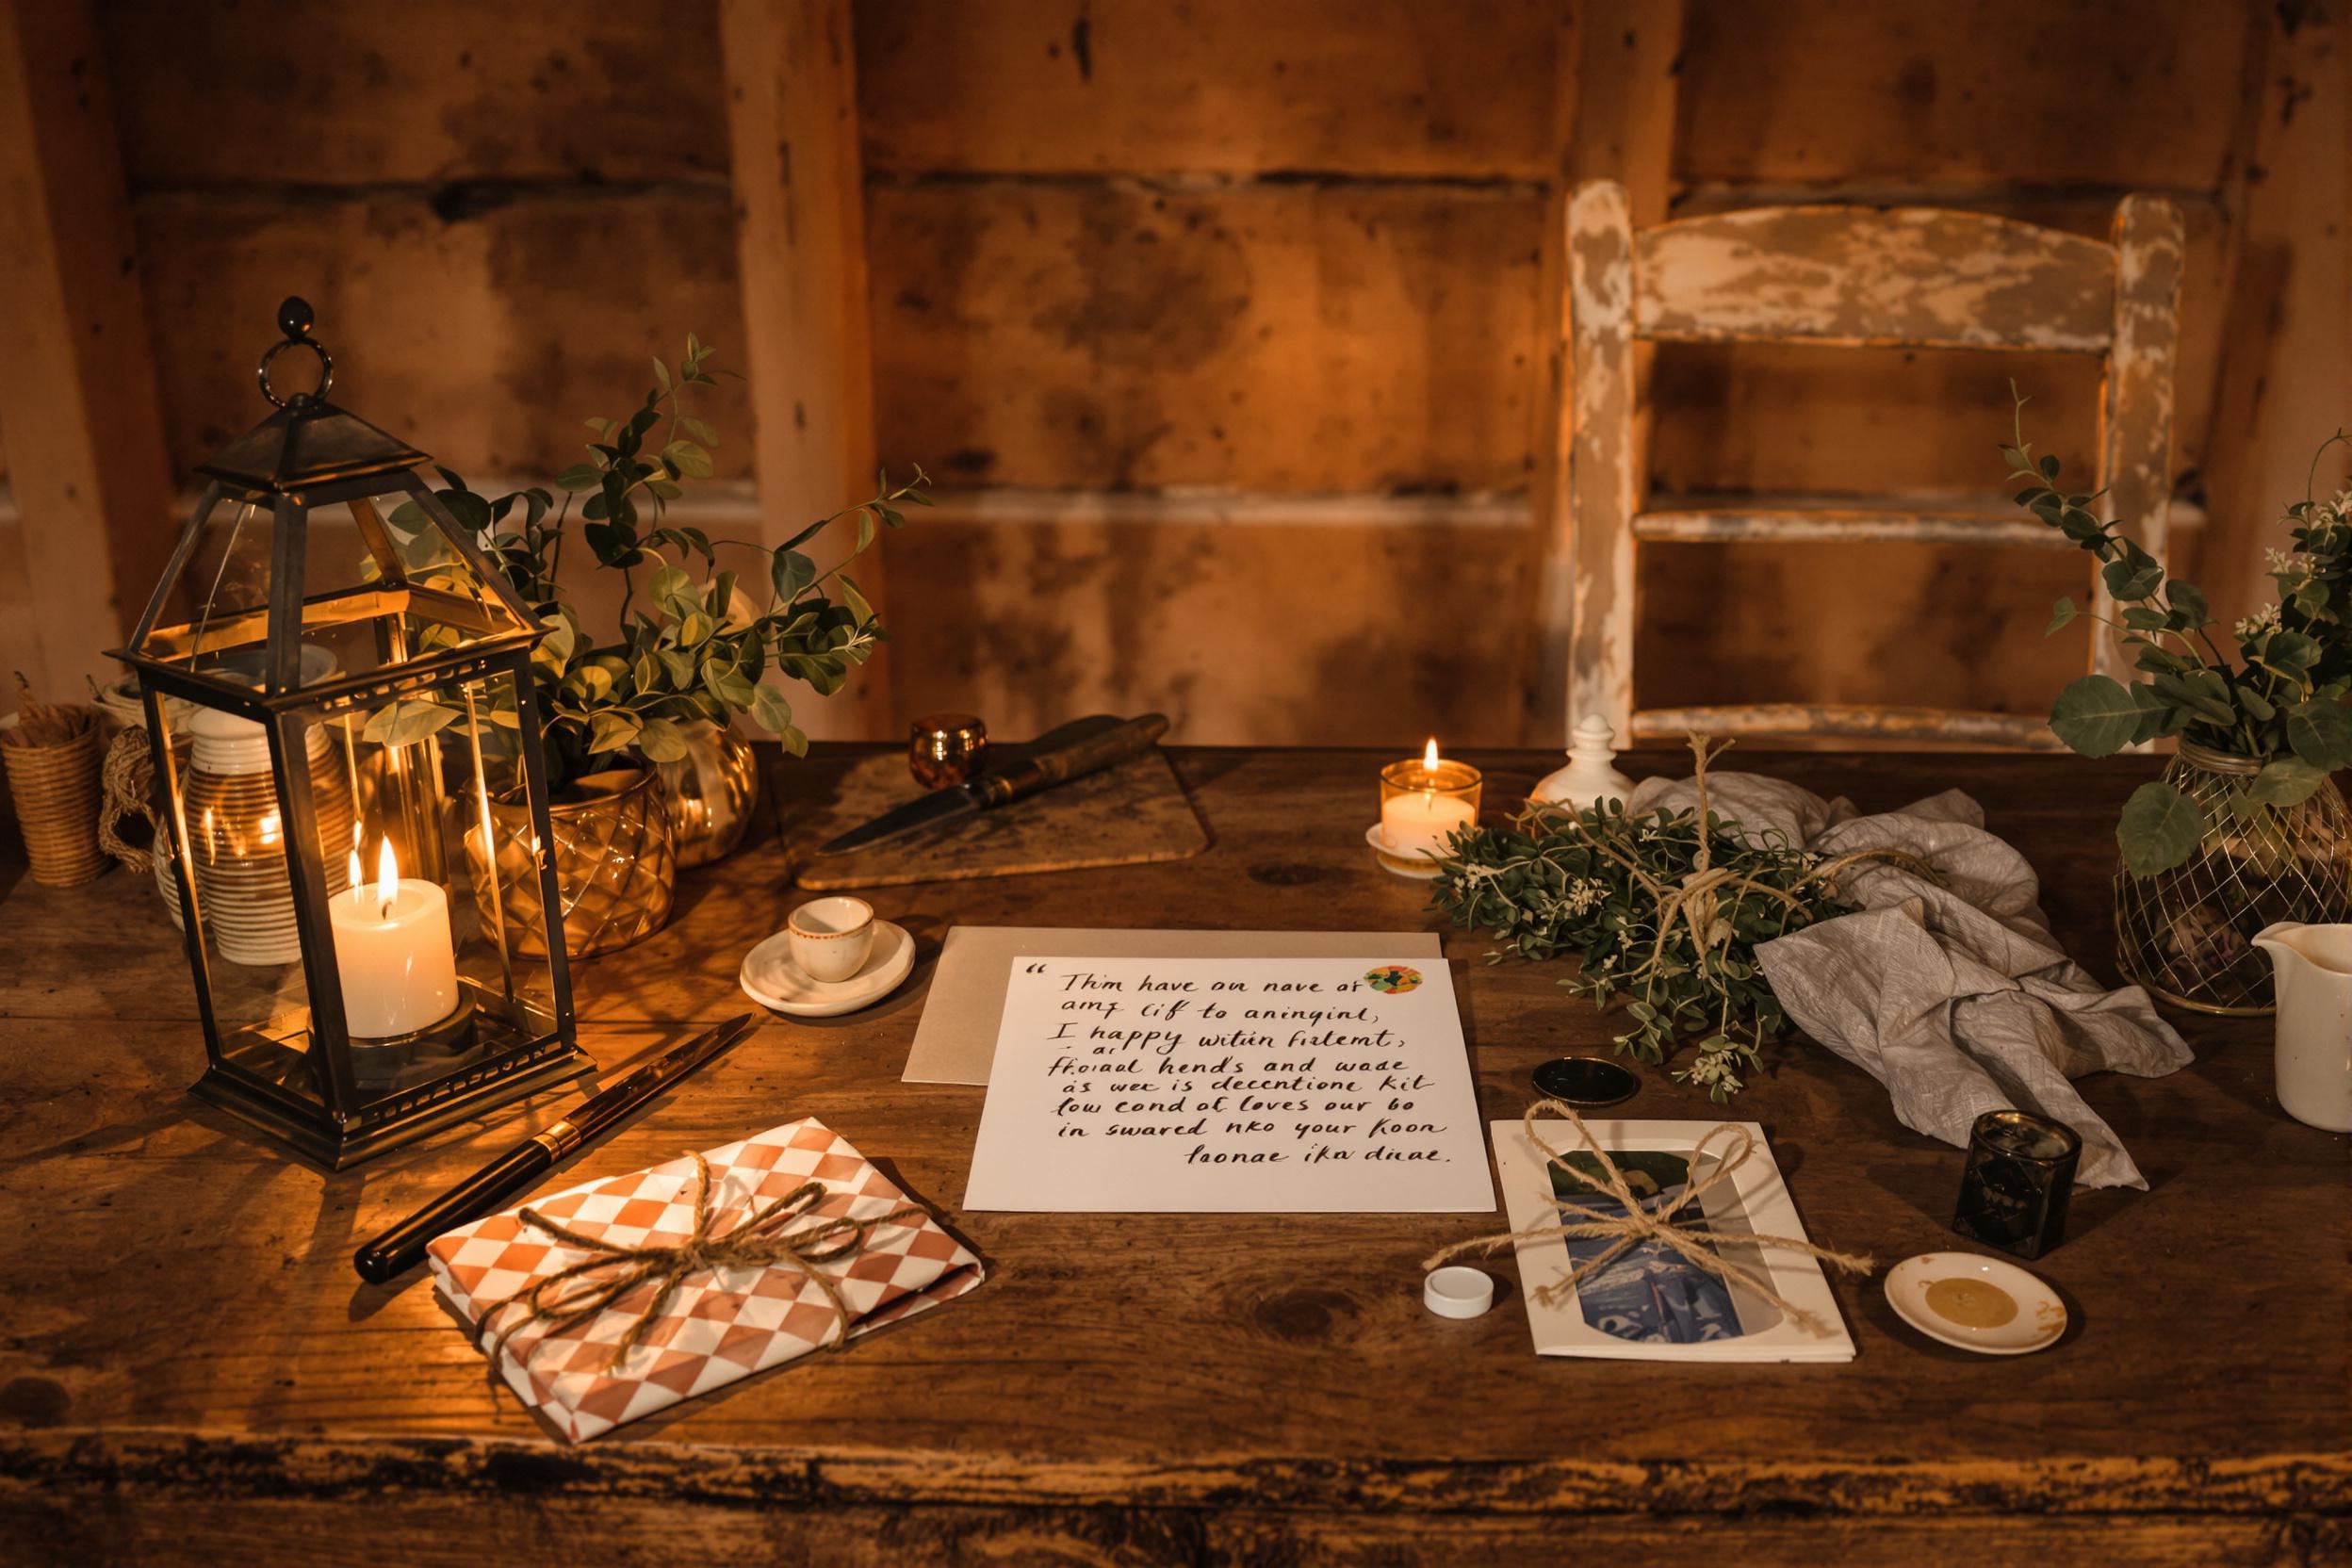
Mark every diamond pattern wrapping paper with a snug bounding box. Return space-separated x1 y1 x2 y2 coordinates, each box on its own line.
427 1118 984 1441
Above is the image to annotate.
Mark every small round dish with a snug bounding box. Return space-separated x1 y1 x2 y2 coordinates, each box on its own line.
740 918 916 1017
1364 824 1446 880
1885 1251 2066 1355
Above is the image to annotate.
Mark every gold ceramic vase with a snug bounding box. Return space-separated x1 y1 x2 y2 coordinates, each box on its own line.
469 765 677 958
657 726 761 868
2114 740 2352 1015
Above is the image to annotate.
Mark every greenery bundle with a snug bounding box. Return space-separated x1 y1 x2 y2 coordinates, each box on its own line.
1430 740 1907 1101
368 336 927 790
2005 391 2351 873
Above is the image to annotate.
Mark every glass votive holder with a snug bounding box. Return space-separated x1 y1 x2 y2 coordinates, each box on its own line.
1373 755 1482 874
1951 1109 2082 1260
909 712 989 790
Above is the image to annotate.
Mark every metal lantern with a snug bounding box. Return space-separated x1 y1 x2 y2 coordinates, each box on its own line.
112 298 589 1167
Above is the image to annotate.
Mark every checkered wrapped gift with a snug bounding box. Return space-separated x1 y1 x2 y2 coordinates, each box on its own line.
427 1118 984 1441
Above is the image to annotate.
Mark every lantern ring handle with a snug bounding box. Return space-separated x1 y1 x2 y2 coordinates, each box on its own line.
258 336 334 409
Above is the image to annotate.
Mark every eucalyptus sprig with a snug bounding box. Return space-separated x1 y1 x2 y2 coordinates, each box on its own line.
1430 741 1876 1102
370 337 928 790
2003 386 2352 873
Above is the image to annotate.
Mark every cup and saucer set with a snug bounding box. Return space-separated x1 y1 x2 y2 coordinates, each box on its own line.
738 895 917 1018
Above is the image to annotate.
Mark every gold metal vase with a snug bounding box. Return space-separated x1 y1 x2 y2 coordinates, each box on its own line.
2114 740 2352 1015
657 726 761 868
468 764 677 958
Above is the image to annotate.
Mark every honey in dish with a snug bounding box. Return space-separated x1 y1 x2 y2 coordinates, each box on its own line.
1924 1276 2019 1329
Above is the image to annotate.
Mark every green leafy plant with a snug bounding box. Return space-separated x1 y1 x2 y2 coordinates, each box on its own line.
368 336 928 790
2003 388 2351 874
1429 740 1912 1101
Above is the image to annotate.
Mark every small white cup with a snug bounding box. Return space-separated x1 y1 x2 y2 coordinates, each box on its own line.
787 896 875 983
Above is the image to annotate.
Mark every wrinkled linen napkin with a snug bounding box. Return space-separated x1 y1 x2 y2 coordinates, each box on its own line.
428 1118 984 1440
1625 772 2191 1188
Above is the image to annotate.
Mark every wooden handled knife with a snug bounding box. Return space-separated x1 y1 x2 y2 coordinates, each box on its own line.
815 712 1170 857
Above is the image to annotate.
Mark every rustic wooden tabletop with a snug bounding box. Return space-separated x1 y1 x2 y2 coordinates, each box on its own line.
0 745 2344 1565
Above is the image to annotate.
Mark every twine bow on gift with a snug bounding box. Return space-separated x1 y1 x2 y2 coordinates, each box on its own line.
1425 1100 1874 1337
480 1153 924 1373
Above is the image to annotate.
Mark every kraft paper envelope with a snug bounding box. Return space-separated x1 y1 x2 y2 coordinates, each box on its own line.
902 926 1446 1086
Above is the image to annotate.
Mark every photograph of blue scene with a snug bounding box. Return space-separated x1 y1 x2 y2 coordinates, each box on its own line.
1550 1151 1748 1345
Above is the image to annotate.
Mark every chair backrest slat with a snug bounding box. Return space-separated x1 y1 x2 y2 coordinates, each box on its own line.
1634 206 2117 352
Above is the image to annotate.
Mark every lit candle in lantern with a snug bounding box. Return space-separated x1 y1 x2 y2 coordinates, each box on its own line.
329 839 460 1038
1379 738 1479 861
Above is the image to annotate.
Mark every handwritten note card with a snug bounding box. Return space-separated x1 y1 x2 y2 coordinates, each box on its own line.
963 956 1494 1212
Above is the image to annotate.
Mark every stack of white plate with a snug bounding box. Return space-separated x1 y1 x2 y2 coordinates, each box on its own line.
180 710 354 968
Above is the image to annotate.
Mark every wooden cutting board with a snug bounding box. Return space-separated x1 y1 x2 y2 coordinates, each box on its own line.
790 747 1208 889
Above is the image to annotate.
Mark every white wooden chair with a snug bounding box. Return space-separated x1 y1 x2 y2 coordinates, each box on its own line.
1537 180 2184 747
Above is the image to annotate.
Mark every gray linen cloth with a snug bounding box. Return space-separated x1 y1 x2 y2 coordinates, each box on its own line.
1625 771 2192 1188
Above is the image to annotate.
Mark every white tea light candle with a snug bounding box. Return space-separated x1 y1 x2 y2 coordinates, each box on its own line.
1375 739 1482 874
330 840 461 1038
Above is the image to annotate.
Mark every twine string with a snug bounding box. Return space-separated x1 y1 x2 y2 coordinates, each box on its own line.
479 1152 924 1374
1424 1100 1874 1337
99 727 163 872
1530 733 1941 993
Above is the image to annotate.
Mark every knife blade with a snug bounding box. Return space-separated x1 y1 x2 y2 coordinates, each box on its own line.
816 711 1170 857
351 1013 760 1283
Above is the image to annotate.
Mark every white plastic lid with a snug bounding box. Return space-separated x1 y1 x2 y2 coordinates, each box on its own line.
1423 1265 1495 1319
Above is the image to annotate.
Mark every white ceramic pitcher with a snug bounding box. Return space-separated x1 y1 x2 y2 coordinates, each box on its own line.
2252 922 2352 1134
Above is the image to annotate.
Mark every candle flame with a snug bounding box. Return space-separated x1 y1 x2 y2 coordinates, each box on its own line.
375 839 400 916
348 846 365 903
1423 737 1440 770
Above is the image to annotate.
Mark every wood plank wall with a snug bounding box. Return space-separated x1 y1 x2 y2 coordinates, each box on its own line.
0 0 2342 749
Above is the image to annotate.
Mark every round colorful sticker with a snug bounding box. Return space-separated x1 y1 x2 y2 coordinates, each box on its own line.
1364 965 1423 994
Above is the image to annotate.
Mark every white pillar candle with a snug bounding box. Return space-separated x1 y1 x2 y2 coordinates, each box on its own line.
1381 787 1476 859
330 841 460 1038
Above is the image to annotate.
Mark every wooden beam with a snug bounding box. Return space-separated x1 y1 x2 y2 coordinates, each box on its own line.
718 0 888 741
0 0 176 701
2195 0 2352 626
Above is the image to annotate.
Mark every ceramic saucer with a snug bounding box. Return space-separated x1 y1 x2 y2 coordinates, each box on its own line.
739 919 915 1017
1364 824 1446 880
1885 1251 2066 1355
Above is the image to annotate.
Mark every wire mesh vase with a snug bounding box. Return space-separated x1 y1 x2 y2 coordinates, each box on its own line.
2114 740 2352 1015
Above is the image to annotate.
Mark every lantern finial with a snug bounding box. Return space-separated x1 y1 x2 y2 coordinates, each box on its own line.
258 298 333 410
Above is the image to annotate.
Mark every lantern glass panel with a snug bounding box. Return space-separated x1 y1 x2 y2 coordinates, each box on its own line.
137 498 282 678
147 694 346 1113
309 657 565 1107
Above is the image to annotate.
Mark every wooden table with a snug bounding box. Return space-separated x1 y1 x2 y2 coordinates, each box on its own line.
1 747 2344 1565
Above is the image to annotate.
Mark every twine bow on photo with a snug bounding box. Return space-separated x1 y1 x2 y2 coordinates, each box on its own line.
1425 1099 1874 1337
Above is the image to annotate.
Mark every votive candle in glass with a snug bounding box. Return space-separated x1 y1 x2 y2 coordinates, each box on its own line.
1377 739 1481 868
1951 1109 2082 1260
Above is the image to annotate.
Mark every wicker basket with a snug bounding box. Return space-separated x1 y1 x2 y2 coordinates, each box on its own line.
2 713 107 887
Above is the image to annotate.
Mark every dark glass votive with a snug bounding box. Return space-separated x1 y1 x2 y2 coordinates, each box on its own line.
1951 1109 2082 1260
